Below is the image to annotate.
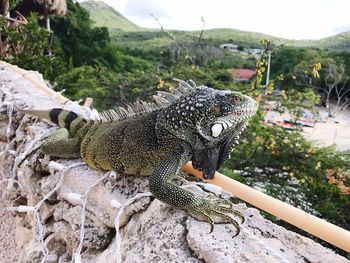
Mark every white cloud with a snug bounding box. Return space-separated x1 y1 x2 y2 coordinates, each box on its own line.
80 0 350 39
122 0 173 19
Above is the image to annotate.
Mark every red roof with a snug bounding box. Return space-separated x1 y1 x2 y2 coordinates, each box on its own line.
228 69 256 80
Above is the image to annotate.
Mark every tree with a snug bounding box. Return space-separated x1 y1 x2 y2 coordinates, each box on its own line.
320 63 350 117
50 0 110 67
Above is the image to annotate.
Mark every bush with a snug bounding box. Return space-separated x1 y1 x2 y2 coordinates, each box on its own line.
55 65 117 109
0 14 66 81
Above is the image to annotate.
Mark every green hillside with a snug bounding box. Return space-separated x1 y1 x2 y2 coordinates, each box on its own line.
196 28 286 47
290 31 350 51
80 0 350 51
80 0 141 32
80 0 285 48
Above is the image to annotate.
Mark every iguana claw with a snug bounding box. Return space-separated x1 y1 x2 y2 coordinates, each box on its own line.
191 194 244 235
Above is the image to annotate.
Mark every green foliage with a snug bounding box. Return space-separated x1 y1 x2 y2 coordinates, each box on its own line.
9 0 23 10
0 14 65 81
1 0 154 108
46 0 154 105
56 67 166 110
55 65 117 109
51 0 152 72
50 0 110 67
270 46 350 110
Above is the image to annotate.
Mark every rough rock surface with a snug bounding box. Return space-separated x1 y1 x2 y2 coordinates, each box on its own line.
0 63 349 263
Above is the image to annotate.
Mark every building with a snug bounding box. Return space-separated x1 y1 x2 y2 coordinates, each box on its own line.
227 68 256 81
219 43 239 51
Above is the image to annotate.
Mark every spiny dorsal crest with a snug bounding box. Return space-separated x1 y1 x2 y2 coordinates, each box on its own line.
96 79 196 122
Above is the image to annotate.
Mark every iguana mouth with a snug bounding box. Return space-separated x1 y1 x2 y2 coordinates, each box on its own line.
228 107 257 116
211 107 257 138
211 119 246 138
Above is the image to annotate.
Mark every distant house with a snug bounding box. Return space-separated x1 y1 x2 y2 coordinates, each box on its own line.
220 43 239 51
248 48 263 55
247 48 264 58
227 68 256 81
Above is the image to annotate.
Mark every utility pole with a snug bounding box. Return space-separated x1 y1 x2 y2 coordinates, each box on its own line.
46 14 53 56
265 47 272 87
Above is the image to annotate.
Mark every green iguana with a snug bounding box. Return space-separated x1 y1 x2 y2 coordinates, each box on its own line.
20 80 257 234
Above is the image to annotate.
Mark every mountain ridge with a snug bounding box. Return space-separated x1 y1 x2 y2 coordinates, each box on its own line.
80 0 141 32
80 0 350 51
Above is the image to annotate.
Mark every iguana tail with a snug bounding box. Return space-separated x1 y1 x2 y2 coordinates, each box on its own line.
19 108 88 136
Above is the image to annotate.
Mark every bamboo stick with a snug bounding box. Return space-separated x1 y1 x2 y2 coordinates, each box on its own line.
182 161 350 253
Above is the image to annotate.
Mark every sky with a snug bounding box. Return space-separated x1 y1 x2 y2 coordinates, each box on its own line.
80 0 350 40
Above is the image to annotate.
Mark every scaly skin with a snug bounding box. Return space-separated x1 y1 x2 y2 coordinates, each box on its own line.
20 82 257 234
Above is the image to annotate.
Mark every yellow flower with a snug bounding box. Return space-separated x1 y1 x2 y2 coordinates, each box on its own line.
282 137 289 144
307 147 315 154
283 166 290 171
157 79 165 89
277 74 284 81
312 63 322 78
267 138 276 150
281 90 287 100
315 161 322 170
314 63 322 71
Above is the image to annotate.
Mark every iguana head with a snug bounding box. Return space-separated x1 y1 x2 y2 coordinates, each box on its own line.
158 85 257 143
157 82 257 178
194 87 257 142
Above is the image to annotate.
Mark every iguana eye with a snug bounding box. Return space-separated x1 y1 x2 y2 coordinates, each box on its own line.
231 95 241 104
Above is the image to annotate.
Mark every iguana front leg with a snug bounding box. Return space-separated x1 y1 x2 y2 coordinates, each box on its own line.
41 128 81 158
149 147 243 234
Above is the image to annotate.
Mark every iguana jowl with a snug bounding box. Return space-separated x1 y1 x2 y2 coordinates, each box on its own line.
21 80 257 233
